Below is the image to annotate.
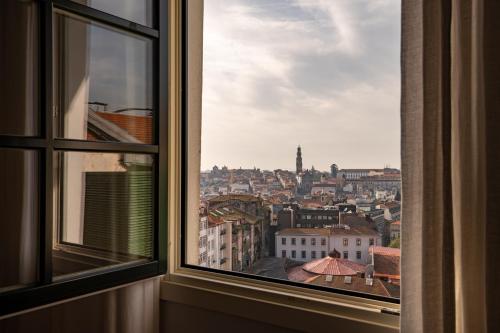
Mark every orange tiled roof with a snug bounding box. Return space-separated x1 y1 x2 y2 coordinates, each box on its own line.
370 246 400 257
91 111 152 144
370 246 400 279
277 228 331 236
302 256 366 276
306 275 396 298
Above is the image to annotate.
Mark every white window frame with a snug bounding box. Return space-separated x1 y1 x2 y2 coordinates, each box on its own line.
161 1 400 332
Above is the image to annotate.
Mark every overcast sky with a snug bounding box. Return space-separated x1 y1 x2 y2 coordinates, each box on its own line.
200 0 401 172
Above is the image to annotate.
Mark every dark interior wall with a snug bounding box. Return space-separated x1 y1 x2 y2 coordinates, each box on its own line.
0 278 160 333
161 301 302 333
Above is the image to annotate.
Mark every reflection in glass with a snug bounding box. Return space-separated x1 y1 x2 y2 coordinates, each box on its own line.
54 151 153 277
72 0 153 27
54 13 153 144
0 149 38 291
0 1 38 136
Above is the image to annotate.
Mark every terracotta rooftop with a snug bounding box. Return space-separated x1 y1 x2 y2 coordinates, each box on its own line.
305 275 396 298
91 111 152 144
370 246 400 280
330 225 379 236
276 228 331 237
208 194 262 203
302 256 366 276
370 246 401 257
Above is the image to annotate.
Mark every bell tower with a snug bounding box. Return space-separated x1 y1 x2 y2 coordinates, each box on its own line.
296 145 303 174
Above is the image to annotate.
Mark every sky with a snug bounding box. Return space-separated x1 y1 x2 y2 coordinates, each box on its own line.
200 0 401 172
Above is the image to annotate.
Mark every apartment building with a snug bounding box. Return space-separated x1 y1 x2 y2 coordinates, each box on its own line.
275 225 380 264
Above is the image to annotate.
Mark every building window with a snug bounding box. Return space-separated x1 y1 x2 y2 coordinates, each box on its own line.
357 251 362 260
291 238 296 246
369 238 375 246
301 238 306 245
356 238 362 246
311 251 316 259
282 238 286 245
0 0 167 315
321 251 326 258
343 238 349 246
291 250 296 259
301 251 306 259
311 238 316 246
321 238 326 246
282 250 286 258
343 251 349 259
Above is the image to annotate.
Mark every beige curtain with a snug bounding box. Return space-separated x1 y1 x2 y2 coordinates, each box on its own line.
402 0 500 332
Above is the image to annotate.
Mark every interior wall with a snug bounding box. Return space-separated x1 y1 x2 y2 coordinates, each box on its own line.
161 301 301 333
0 278 160 333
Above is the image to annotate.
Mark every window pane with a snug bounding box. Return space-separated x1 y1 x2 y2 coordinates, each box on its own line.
53 151 154 277
71 0 153 27
0 149 38 291
54 13 153 144
190 0 401 300
0 1 38 136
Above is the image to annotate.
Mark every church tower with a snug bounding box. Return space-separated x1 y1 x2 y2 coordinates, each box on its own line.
296 145 303 174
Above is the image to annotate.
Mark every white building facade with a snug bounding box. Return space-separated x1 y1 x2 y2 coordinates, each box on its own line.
275 226 381 265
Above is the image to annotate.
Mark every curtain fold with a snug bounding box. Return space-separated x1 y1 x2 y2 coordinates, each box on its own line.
402 0 500 332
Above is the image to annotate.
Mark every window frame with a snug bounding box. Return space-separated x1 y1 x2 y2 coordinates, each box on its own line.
0 0 168 317
167 0 399 328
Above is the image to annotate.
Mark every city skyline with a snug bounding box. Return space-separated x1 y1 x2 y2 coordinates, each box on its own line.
200 0 401 171
201 146 399 173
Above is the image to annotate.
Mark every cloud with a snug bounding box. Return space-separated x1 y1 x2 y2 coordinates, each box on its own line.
201 0 401 171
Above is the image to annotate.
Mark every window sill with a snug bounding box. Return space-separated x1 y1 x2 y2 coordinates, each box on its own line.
161 267 399 332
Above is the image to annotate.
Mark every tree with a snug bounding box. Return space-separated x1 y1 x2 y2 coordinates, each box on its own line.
389 237 400 249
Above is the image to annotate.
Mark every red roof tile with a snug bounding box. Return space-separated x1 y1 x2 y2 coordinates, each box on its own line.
91 111 152 144
302 256 366 276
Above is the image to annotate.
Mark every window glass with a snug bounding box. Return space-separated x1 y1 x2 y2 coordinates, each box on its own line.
54 13 153 144
190 0 401 300
53 151 154 277
71 0 153 27
0 149 38 291
0 1 38 136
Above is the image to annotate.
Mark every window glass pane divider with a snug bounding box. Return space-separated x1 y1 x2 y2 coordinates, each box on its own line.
53 0 159 39
53 139 159 154
41 0 54 285
156 0 168 273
